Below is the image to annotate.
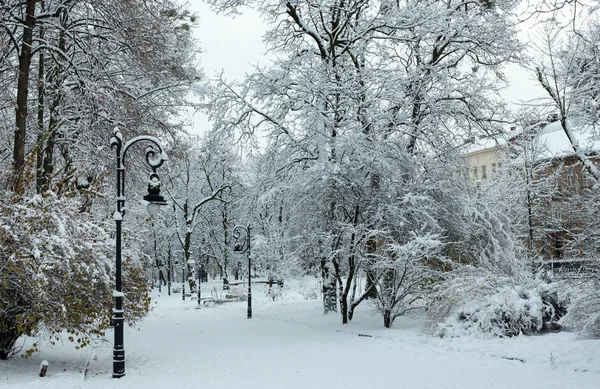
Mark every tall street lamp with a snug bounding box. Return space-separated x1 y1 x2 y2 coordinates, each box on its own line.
232 224 252 319
110 128 167 378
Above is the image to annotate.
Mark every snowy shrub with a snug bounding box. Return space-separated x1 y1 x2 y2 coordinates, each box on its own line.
266 285 283 301
560 279 600 338
209 287 224 302
372 231 442 328
426 268 565 338
0 193 150 359
297 281 319 300
224 286 247 301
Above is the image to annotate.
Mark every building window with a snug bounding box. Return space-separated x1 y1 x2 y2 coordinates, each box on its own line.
473 166 478 179
553 236 564 259
491 163 497 174
482 165 487 179
566 165 574 189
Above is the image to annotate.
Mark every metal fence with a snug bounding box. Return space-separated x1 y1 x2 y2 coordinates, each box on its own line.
531 258 600 279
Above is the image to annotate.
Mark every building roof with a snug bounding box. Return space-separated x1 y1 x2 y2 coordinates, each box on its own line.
463 134 509 155
464 120 600 161
533 121 600 160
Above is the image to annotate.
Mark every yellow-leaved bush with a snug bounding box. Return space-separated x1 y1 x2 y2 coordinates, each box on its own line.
0 192 150 359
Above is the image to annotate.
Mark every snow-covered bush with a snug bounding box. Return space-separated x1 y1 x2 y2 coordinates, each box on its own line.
0 193 150 359
297 280 319 300
560 279 600 338
224 286 247 301
372 231 442 328
266 285 284 301
426 268 565 338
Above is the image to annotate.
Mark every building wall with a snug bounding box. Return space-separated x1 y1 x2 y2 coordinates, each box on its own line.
532 156 595 259
466 147 501 181
465 140 598 260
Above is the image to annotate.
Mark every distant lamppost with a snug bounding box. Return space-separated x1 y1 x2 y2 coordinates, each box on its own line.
232 225 252 319
182 256 186 301
110 128 167 378
167 245 173 296
196 244 203 306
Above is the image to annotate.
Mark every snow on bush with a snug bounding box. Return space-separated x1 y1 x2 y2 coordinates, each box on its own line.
266 285 283 301
224 286 247 301
0 192 150 359
297 280 319 300
559 279 600 338
426 267 565 338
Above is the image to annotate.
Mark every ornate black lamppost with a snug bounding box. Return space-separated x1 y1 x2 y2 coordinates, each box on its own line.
233 225 252 319
110 128 167 378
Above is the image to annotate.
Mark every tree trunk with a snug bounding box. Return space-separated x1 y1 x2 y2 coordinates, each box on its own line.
383 309 392 328
321 258 337 313
0 319 20 360
339 205 360 324
365 269 378 299
13 0 37 193
41 9 68 192
184 231 196 295
35 20 46 193
222 202 229 281
381 268 396 328
340 293 348 324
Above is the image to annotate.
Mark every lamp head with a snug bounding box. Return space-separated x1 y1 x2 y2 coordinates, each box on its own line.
144 172 167 217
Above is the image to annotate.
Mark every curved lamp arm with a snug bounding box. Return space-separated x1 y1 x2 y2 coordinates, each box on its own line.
111 128 168 169
232 225 250 253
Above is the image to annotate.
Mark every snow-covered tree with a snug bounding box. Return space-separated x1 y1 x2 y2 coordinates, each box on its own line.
167 138 233 296
1 0 200 194
0 0 202 357
532 17 600 182
204 0 522 325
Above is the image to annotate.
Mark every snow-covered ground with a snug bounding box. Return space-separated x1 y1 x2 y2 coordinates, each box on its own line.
2 278 599 389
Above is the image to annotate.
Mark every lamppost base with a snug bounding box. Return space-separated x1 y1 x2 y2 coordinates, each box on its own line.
247 292 252 319
112 357 125 378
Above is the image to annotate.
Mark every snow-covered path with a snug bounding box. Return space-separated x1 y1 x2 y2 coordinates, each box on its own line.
2 281 599 389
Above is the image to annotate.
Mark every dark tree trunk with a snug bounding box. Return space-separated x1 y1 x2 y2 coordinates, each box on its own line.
35 23 45 193
339 205 360 324
383 309 392 328
365 269 378 299
41 9 68 192
13 0 37 193
381 268 396 328
184 231 197 294
321 258 337 313
0 320 21 360
340 294 348 324
222 203 229 280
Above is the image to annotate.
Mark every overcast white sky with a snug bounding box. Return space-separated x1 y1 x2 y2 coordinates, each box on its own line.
191 3 268 80
186 2 547 136
185 3 267 136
